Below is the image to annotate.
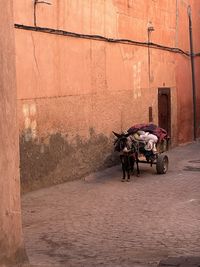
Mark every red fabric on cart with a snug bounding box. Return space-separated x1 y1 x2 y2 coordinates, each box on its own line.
127 123 168 141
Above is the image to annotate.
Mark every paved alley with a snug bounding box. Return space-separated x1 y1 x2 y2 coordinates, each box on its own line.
21 142 200 267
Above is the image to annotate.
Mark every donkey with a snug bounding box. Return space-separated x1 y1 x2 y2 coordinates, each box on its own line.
113 132 140 181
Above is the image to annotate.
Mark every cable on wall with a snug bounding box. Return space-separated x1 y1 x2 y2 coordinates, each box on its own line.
14 23 200 57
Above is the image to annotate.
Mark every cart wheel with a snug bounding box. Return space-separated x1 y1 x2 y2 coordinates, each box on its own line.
156 154 168 174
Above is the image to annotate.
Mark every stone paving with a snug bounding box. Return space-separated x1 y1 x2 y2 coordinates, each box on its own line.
21 142 200 267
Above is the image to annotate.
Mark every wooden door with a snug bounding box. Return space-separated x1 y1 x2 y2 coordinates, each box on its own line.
158 88 171 137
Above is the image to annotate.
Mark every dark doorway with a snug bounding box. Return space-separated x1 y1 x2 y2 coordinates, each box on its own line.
158 88 171 137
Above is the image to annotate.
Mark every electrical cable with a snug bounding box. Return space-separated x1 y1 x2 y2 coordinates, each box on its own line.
14 24 200 57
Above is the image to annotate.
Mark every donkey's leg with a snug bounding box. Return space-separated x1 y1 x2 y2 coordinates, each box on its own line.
120 155 126 181
126 155 131 181
135 154 140 177
122 163 126 181
127 169 130 181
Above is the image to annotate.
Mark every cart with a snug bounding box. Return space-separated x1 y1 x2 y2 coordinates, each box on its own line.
127 123 170 174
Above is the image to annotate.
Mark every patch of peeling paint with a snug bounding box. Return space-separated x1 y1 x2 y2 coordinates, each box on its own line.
22 102 37 141
133 61 141 99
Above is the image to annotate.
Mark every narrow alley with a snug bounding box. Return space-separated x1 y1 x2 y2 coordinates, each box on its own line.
22 142 200 267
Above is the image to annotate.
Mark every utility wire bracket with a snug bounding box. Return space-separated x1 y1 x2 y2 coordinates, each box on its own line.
34 0 52 27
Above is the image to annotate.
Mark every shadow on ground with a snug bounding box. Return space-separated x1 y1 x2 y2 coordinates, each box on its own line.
158 256 200 267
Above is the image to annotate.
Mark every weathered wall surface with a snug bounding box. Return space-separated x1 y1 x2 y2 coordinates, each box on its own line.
190 0 200 140
175 0 200 143
0 0 27 265
13 0 200 191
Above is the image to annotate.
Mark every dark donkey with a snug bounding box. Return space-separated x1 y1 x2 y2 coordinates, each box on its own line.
113 132 140 181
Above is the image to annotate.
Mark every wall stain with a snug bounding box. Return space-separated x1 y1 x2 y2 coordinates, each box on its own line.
20 129 118 193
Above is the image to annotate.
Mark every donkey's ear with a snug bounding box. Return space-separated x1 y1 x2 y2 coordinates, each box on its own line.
112 131 121 138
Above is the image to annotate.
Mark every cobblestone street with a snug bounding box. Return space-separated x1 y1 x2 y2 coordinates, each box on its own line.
22 142 200 267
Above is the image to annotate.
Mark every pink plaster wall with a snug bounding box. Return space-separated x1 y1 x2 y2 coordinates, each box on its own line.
191 0 200 139
175 0 200 143
13 0 200 191
0 0 27 265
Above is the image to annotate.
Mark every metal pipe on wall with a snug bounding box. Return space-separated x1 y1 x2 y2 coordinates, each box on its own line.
187 5 197 141
147 21 154 86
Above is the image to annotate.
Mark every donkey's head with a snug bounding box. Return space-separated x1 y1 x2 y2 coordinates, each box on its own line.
113 131 133 153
